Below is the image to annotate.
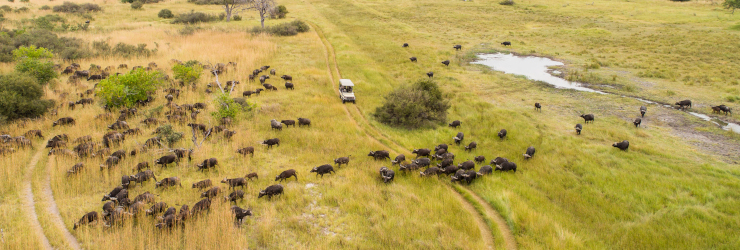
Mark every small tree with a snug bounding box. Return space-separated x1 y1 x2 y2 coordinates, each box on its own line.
154 124 184 147
211 93 241 119
172 63 203 85
13 46 58 85
373 79 450 129
219 0 247 21
97 68 163 108
0 73 54 122
724 0 740 13
247 0 275 28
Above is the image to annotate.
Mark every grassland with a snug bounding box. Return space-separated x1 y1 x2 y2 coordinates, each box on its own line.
0 0 739 249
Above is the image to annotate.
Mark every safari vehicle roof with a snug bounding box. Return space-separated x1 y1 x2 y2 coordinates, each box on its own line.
339 79 354 87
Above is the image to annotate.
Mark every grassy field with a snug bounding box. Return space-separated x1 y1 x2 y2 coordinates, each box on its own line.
0 0 739 249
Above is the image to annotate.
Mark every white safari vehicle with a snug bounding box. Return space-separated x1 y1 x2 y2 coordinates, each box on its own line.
339 79 356 104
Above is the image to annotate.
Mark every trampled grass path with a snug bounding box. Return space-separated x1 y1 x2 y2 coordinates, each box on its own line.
310 20 514 249
21 147 53 250
43 157 82 250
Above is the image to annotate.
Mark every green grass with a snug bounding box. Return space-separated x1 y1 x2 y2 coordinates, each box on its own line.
1 0 740 249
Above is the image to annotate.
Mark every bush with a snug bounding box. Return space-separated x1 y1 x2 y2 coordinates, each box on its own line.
499 0 514 5
172 63 202 84
96 68 164 108
1 29 89 62
13 46 57 85
131 1 143 9
52 2 102 13
20 0 28 2
212 93 248 120
232 15 242 21
0 5 10 12
187 0 220 5
0 73 54 122
172 11 219 24
270 5 288 19
6 0 13 3
40 5 52 10
158 9 173 18
250 20 310 36
34 14 67 31
14 7 29 13
373 79 450 129
153 124 183 147
178 25 200 35
110 42 156 57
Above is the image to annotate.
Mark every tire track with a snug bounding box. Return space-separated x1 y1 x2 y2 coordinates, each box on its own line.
21 148 53 250
43 156 82 250
309 20 513 249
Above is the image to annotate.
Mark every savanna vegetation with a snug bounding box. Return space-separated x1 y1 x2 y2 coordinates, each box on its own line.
0 0 738 249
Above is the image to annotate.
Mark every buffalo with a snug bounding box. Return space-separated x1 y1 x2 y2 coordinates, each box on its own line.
53 117 76 127
675 100 692 109
298 118 311 127
155 154 178 168
379 167 395 183
311 164 335 177
453 132 464 145
634 118 642 127
73 211 99 230
201 187 222 199
258 184 283 200
465 142 477 151
498 129 507 140
391 154 406 165
420 167 440 177
368 150 390 160
236 146 255 156
575 124 583 135
449 120 461 128
412 148 431 158
410 57 417 62
442 60 450 66
192 179 212 190
226 190 246 204
580 114 595 123
640 106 647 117
334 156 350 167
477 165 493 176
453 45 462 50
275 169 298 182
262 138 280 148
523 146 536 159
501 41 511 46
612 140 629 151
495 162 517 172
196 158 218 171
221 177 247 190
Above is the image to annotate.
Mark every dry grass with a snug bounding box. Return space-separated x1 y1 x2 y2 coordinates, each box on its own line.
2 0 740 249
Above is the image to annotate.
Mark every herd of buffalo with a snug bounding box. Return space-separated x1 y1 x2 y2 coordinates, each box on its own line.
0 43 735 234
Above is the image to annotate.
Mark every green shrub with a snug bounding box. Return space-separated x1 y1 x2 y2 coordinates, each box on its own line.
121 0 134 3
724 0 740 14
178 25 200 35
212 93 250 120
271 5 288 19
153 124 183 147
20 0 28 3
373 79 451 129
40 6 52 10
14 7 29 13
0 5 11 12
34 15 67 30
7 0 13 3
250 20 310 36
52 2 102 13
13 46 57 85
232 15 242 21
4 29 88 62
186 0 220 5
172 11 219 24
96 68 164 108
499 0 514 5
172 63 202 84
111 42 156 57
0 72 54 122
158 9 173 18
131 1 143 9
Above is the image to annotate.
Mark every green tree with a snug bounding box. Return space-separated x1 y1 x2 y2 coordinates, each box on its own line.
373 79 451 129
211 93 242 119
172 63 202 84
0 73 54 122
724 0 740 14
13 46 58 85
158 9 174 18
96 68 163 108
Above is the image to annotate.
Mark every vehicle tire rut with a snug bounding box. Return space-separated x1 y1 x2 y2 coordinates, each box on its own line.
21 148 53 250
43 156 82 249
309 20 515 249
